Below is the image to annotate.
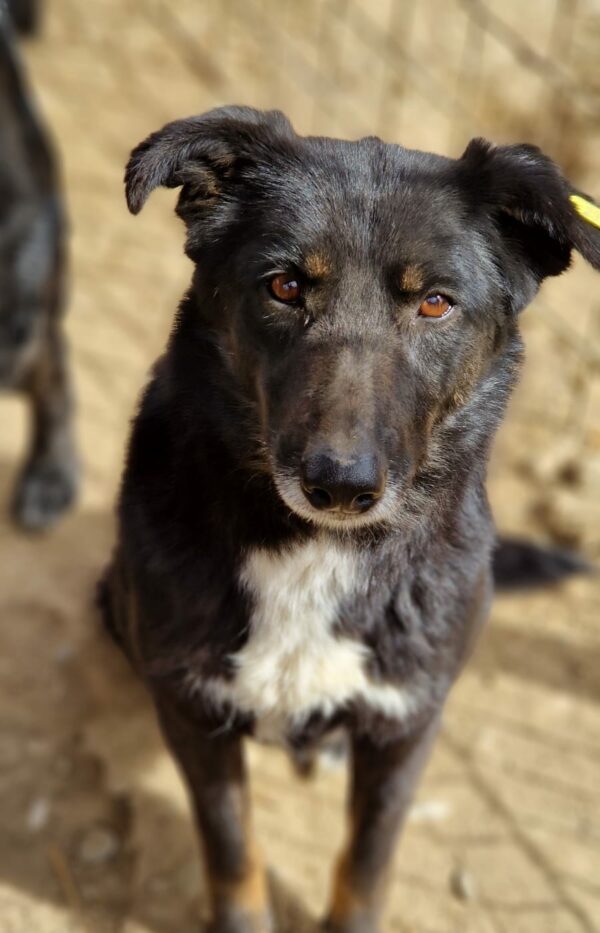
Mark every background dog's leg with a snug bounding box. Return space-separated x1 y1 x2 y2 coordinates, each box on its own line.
13 325 78 530
156 696 272 933
325 719 439 933
6 0 41 35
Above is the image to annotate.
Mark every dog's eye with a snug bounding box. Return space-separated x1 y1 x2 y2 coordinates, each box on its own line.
418 294 453 318
268 274 302 305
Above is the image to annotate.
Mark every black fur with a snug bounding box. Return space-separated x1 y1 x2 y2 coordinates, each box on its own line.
0 9 77 528
102 106 600 933
5 0 40 36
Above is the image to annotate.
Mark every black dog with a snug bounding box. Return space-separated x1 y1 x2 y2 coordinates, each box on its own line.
0 10 77 529
101 107 600 933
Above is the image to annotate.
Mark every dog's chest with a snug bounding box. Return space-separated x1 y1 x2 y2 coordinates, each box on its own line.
196 539 421 743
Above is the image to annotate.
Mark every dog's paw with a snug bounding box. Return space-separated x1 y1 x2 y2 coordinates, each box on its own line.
12 457 78 531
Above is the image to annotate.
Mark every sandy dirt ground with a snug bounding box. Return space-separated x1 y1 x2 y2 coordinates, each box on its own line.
1 1 599 931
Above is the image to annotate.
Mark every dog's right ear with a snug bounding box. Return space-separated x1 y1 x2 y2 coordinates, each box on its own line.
124 105 295 216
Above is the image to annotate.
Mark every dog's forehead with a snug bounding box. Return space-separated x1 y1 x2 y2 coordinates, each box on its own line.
258 136 468 265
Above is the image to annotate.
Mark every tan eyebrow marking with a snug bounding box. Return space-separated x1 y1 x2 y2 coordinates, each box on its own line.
400 264 424 292
304 251 333 279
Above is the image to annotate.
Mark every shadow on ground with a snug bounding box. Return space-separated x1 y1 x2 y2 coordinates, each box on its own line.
0 458 317 931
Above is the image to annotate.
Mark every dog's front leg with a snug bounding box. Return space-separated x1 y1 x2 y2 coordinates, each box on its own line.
156 694 272 933
13 326 78 530
325 718 439 933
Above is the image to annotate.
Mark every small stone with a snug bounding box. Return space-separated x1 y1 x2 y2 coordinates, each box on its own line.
78 825 120 865
450 865 477 902
535 490 600 548
409 799 451 824
522 438 580 485
54 642 76 665
27 797 51 833
24 737 50 758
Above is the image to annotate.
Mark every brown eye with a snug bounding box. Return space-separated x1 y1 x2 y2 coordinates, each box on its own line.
418 294 453 318
268 274 302 304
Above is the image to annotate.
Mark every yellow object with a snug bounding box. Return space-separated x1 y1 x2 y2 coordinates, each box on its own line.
570 194 600 230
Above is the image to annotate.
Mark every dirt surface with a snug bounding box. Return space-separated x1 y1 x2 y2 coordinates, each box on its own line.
1 1 599 931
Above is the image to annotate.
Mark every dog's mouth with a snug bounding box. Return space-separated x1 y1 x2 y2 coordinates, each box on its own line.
271 469 398 531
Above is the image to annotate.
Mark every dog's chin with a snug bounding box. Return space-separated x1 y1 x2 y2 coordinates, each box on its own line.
272 472 397 533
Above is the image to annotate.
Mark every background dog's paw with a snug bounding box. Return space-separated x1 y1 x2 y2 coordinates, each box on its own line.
12 458 79 531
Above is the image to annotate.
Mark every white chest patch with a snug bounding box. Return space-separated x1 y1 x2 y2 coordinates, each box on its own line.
190 539 422 743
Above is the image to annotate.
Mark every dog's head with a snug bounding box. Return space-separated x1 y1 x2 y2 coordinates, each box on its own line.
126 107 600 531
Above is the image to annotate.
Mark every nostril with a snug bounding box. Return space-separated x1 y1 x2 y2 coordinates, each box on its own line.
352 492 378 512
303 485 333 511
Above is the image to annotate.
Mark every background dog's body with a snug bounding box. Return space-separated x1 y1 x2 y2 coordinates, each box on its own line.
0 10 77 528
5 0 40 36
102 107 600 933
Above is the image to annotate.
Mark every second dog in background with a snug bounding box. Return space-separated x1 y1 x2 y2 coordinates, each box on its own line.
0 9 77 529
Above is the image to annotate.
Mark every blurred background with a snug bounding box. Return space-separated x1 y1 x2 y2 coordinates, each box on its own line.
0 1 599 931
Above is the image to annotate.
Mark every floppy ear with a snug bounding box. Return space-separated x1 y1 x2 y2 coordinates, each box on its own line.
124 105 295 216
458 138 600 309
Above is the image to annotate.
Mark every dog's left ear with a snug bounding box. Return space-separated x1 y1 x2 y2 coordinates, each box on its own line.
458 139 600 309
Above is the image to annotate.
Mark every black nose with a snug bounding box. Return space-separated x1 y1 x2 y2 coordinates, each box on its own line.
301 451 385 514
